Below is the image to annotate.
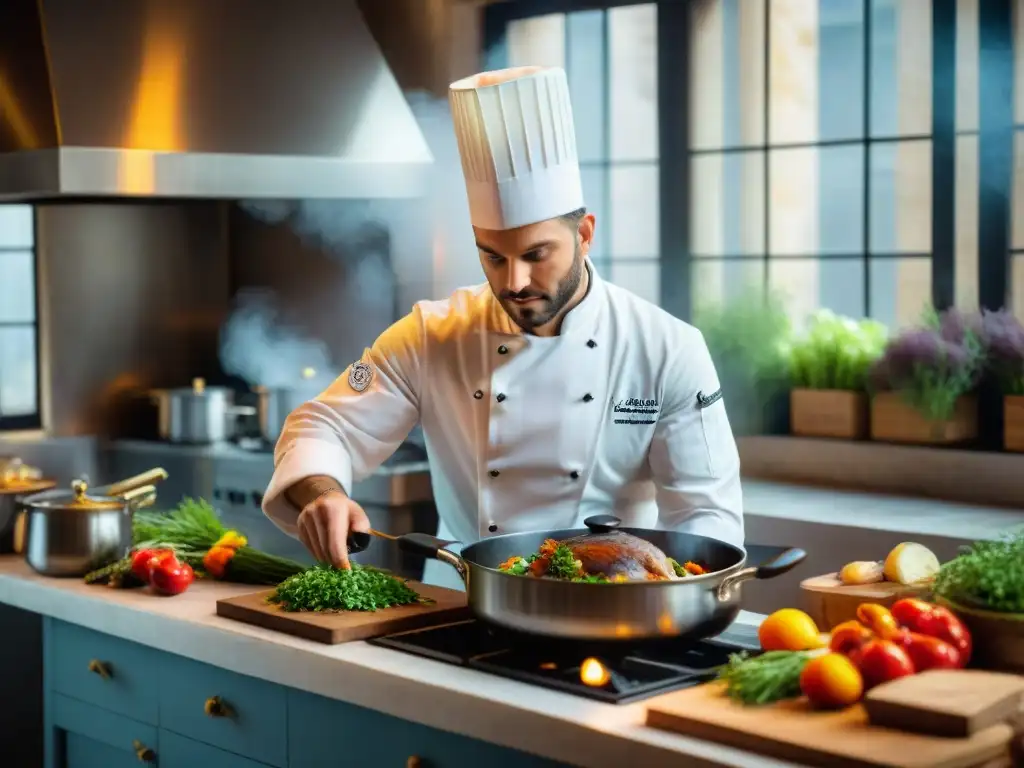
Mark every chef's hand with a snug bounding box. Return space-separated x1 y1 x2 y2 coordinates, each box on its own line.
296 490 371 570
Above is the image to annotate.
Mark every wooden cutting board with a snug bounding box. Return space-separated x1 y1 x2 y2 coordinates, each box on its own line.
801 572 931 631
215 582 471 644
645 681 1015 768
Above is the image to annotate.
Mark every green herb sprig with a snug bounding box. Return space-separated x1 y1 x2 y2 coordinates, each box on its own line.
267 564 432 612
933 531 1024 614
715 651 811 705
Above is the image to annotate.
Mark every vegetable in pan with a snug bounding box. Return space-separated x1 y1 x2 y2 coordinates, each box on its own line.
498 530 708 582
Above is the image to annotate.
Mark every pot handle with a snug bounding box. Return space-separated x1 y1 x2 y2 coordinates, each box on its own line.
716 547 807 602
346 530 468 583
122 484 158 511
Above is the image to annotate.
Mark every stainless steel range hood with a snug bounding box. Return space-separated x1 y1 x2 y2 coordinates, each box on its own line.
0 0 434 200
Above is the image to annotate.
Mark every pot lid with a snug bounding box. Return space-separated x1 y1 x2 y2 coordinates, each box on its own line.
0 458 56 495
29 479 126 510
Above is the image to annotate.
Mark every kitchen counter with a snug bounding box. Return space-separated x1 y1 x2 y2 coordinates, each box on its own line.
0 557 798 768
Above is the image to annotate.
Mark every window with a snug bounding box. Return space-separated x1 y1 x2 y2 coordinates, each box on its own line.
496 3 662 306
689 0 933 330
0 205 41 431
1012 0 1024 319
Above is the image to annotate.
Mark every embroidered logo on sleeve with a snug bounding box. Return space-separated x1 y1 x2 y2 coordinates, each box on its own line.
696 388 723 409
348 361 374 392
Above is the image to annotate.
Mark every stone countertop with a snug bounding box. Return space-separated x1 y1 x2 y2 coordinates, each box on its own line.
0 557 794 768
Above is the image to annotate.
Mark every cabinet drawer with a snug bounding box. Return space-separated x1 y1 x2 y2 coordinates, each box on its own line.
158 652 288 767
52 692 159 765
289 690 567 768
49 620 160 724
159 729 275 768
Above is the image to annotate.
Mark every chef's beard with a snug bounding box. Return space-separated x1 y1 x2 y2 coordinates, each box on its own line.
499 243 585 334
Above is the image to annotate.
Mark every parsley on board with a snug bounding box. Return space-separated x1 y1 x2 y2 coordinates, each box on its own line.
267 564 431 612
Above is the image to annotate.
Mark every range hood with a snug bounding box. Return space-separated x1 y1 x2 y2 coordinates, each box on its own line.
0 0 434 200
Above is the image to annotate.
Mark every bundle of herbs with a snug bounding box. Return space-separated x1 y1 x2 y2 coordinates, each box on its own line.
933 531 1024 614
132 497 306 585
267 563 432 612
868 308 986 422
788 309 888 391
980 309 1024 396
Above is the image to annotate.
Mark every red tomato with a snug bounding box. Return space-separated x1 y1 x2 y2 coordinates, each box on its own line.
890 599 972 666
150 560 194 596
131 548 177 582
856 639 916 689
888 629 962 672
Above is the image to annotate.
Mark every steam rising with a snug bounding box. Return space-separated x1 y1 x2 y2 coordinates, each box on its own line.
220 91 478 391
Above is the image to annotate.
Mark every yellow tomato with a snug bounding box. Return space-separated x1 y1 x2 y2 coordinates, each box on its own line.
800 652 864 709
758 608 823 652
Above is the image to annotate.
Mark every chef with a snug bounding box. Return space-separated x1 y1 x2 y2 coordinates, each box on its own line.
261 65 744 590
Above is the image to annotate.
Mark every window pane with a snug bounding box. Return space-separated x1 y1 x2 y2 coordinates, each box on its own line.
1015 0 1024 125
0 250 35 323
0 326 37 417
769 145 864 255
955 134 979 310
1013 254 1024 321
957 0 980 133
691 259 766 310
508 14 565 69
769 258 866 329
581 166 608 262
608 4 658 161
767 0 867 144
689 0 765 149
869 139 931 254
566 11 606 162
0 206 33 248
869 256 931 328
610 260 660 305
1014 131 1024 250
609 164 659 257
870 0 931 137
691 151 765 257
768 0 819 145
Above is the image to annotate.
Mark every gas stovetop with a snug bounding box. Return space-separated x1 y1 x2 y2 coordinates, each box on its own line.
369 619 762 704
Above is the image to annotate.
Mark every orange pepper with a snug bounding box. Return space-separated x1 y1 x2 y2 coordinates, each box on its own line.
683 561 706 575
829 620 874 656
856 603 901 639
202 545 236 579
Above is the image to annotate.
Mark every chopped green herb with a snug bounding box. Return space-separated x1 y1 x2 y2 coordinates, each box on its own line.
267 564 432 613
715 650 811 705
547 544 581 579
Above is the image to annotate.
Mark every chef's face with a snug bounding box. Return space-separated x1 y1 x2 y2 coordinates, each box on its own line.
475 211 596 335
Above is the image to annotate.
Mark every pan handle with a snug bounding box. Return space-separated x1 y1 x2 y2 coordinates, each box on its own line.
346 531 468 584
716 547 807 602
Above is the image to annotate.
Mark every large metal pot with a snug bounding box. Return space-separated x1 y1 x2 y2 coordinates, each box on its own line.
349 515 806 642
20 468 168 577
254 367 321 443
152 378 255 444
0 459 56 554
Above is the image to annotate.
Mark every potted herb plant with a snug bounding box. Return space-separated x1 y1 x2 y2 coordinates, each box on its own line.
693 287 792 436
867 309 985 445
933 531 1024 673
979 309 1024 452
787 310 888 439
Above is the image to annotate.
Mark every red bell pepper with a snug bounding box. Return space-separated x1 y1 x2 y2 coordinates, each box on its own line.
890 598 972 666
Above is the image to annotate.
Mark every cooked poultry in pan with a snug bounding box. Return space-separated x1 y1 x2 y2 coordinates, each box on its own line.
498 530 707 582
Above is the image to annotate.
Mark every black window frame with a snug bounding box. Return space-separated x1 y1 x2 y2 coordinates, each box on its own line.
0 205 44 432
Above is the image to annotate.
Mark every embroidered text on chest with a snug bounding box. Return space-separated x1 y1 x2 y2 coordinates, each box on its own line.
612 397 659 425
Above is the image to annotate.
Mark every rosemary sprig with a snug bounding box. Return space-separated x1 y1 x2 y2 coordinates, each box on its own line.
715 650 811 705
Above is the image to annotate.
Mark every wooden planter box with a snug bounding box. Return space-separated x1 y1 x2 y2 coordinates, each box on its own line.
869 392 977 445
790 389 868 439
1005 395 1024 453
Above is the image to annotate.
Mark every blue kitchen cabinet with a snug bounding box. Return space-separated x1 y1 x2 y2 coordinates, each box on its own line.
44 617 570 768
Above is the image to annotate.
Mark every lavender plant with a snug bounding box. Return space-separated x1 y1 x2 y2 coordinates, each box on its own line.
980 309 1024 396
869 309 985 422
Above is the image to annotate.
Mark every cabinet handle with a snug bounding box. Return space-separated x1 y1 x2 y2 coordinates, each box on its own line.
204 695 234 718
132 739 156 763
87 659 112 680
406 758 425 768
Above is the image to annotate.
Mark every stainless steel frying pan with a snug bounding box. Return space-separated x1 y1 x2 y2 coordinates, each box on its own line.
349 515 806 643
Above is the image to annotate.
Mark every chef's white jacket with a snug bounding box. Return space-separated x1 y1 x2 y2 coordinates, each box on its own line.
262 262 744 589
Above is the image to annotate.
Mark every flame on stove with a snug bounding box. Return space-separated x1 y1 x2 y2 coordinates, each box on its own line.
579 657 610 687
539 661 557 671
